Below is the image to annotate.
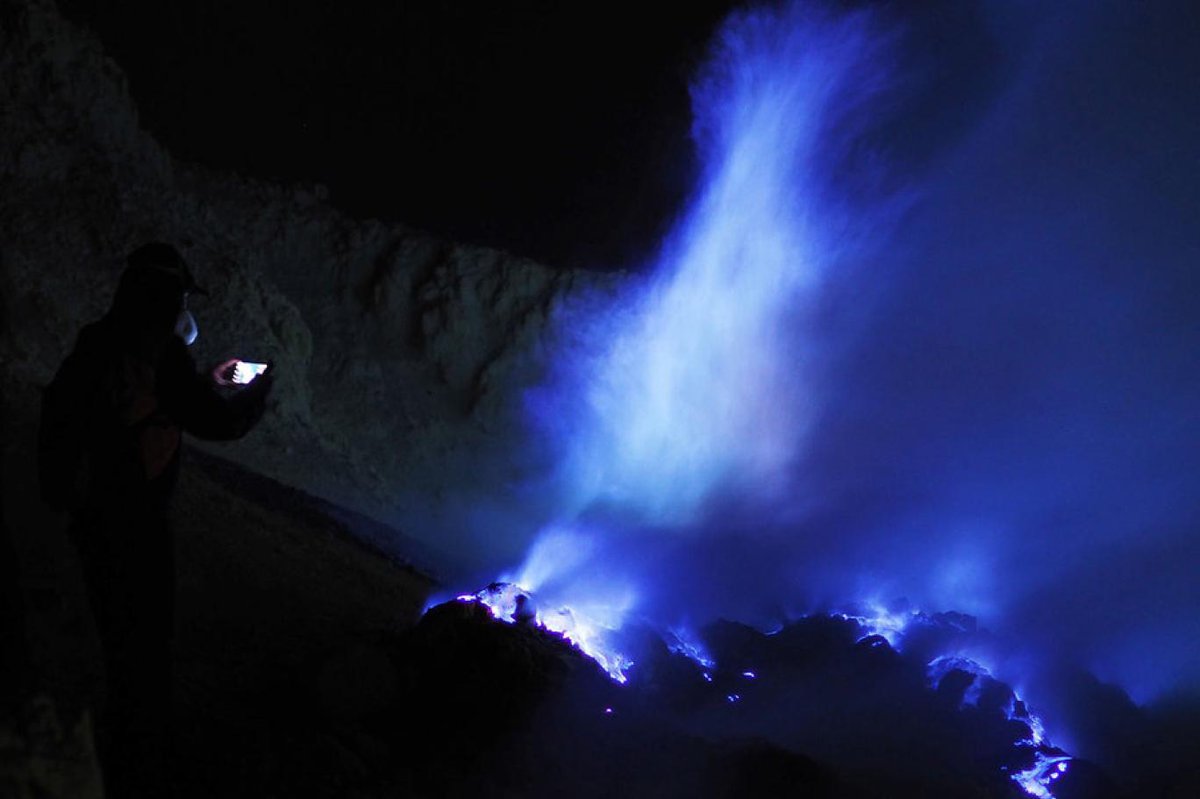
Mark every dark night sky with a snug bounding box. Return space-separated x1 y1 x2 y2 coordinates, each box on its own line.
58 0 1004 270
60 0 738 269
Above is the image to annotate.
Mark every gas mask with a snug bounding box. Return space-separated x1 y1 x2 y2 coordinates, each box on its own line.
174 296 199 346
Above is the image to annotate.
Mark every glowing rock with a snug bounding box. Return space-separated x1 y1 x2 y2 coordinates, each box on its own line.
1013 753 1071 799
459 582 634 683
667 627 716 668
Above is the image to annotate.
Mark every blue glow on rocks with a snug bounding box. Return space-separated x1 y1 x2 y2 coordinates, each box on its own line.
925 655 1073 797
460 581 635 683
1013 754 1072 799
667 627 717 669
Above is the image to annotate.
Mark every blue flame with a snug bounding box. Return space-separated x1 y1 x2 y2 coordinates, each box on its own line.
481 0 906 703
667 627 716 669
836 602 921 646
422 0 1200 741
924 653 1074 797
441 5 1139 795
460 580 636 683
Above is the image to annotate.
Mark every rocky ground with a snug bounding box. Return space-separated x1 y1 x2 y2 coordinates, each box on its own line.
3 444 437 798
5 443 1195 797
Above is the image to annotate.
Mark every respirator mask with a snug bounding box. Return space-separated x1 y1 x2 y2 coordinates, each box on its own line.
174 295 199 346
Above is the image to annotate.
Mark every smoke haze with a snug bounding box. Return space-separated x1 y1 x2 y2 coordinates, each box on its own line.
505 1 1200 744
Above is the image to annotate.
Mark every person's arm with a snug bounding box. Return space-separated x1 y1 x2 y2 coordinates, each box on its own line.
157 339 274 441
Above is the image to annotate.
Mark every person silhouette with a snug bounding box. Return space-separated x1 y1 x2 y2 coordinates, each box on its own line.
38 242 275 797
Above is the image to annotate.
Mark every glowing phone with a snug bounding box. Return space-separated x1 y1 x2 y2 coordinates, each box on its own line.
231 361 269 385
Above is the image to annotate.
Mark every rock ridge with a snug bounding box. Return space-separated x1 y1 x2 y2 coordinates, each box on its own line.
0 0 620 566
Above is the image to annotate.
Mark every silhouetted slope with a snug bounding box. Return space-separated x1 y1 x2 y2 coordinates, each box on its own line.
0 0 616 572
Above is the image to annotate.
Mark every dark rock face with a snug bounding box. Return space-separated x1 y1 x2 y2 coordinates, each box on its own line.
395 597 1200 798
396 599 835 799
0 0 616 571
392 601 1114 798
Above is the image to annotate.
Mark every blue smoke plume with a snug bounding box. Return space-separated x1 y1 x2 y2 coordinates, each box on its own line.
504 0 1200 752
537 3 903 524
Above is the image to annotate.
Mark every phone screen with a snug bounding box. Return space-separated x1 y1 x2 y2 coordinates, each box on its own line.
231 361 269 385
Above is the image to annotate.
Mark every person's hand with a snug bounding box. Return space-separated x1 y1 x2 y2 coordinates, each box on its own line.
211 359 241 387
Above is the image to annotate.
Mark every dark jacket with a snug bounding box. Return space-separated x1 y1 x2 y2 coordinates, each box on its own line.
38 316 269 519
